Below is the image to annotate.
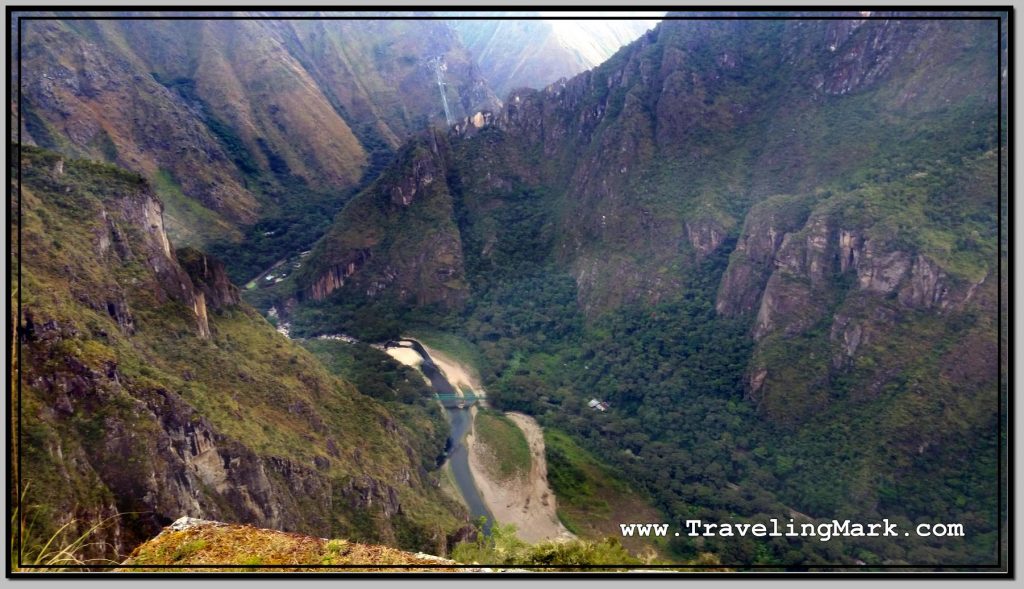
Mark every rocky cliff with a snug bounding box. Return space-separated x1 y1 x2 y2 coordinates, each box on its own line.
14 146 468 562
293 130 468 310
282 14 1003 565
718 150 998 425
14 13 499 248
295 14 997 318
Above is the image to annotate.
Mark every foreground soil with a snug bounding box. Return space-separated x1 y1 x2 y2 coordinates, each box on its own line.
118 518 486 572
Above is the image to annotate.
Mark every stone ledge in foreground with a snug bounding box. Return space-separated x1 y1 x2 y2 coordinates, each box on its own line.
117 516 493 572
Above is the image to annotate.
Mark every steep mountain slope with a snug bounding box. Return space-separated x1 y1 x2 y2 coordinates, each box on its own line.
289 131 467 313
18 17 263 241
275 17 499 149
297 15 997 315
16 13 498 265
450 14 661 98
283 13 1004 566
13 146 469 563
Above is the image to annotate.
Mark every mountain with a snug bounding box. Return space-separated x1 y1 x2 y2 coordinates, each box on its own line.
13 146 471 561
16 14 499 277
449 13 661 98
274 16 499 148
11 10 1006 570
283 13 1004 565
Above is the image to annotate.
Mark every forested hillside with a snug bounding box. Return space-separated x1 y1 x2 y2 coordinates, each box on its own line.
278 13 1005 566
13 146 469 561
10 10 1007 571
15 14 498 280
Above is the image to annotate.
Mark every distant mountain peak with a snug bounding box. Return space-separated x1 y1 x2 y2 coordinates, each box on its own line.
449 14 662 98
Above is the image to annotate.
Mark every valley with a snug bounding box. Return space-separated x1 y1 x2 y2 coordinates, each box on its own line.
362 333 574 544
385 339 494 535
10 9 1008 574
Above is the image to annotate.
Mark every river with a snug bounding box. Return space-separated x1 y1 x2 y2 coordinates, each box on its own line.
392 340 494 535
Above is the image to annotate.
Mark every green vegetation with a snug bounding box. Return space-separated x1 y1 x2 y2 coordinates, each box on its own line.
279 17 1002 568
10 486 120 572
89 130 119 163
204 115 260 177
284 102 1000 566
152 169 240 246
406 330 485 380
302 340 431 405
301 339 449 472
15 146 464 562
451 521 644 569
280 137 476 342
21 103 66 153
151 68 390 285
544 429 663 555
205 181 357 285
474 410 531 481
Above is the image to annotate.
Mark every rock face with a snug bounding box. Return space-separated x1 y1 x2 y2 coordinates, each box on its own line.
176 247 242 311
716 195 814 315
717 160 996 424
685 219 727 259
306 250 372 302
15 16 500 244
82 169 212 339
296 130 467 309
17 147 464 562
738 215 985 341
296 15 995 319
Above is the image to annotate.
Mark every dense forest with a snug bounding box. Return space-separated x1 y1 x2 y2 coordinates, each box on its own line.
13 11 1005 572
285 191 997 565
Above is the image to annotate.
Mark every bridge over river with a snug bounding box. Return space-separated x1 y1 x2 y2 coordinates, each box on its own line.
384 339 493 533
434 392 481 408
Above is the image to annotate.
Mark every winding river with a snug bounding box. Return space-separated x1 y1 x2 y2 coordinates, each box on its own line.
393 340 494 535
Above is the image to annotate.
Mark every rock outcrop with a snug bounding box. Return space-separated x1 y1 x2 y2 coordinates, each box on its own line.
17 147 465 563
176 247 241 311
716 152 996 424
119 517 491 571
296 131 467 308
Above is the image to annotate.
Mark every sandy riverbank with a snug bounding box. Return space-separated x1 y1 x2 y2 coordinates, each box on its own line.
467 411 575 543
384 346 432 385
416 342 484 398
385 346 424 368
390 337 569 542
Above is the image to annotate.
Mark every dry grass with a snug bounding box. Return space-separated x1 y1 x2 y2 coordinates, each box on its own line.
119 522 472 572
10 485 121 572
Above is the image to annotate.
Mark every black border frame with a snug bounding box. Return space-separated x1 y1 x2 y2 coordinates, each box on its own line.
4 5 1013 578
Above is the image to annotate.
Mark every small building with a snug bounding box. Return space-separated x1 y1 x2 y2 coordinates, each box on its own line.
588 399 609 412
